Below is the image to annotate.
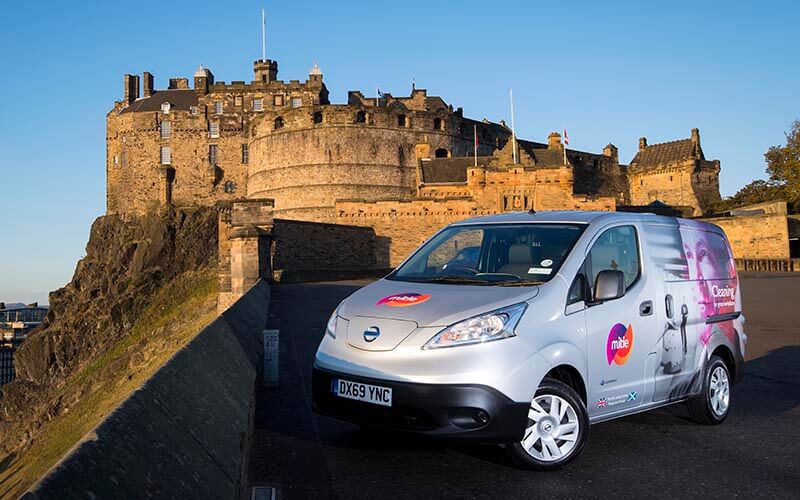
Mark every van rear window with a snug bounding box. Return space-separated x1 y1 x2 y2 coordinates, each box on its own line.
645 225 734 281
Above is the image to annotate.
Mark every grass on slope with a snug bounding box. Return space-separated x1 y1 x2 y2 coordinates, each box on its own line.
0 270 218 499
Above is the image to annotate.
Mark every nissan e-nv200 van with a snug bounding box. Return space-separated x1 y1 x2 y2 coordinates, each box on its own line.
312 211 746 470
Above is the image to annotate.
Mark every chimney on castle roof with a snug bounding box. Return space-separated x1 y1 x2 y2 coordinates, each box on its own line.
547 132 563 150
691 128 700 148
639 137 648 151
603 143 618 162
254 59 278 83
143 71 154 98
169 78 189 90
194 65 213 94
123 74 140 105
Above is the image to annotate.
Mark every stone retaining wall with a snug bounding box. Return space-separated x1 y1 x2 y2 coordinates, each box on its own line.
23 280 270 499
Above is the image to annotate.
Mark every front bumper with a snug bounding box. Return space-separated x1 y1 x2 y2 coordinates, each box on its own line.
312 365 528 443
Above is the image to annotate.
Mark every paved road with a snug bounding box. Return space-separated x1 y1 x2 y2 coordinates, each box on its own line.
248 274 800 499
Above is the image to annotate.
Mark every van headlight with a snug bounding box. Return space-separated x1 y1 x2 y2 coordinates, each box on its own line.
326 308 340 338
423 303 527 349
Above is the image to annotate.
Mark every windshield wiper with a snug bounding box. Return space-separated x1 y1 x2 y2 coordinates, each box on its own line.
493 280 544 287
422 276 494 285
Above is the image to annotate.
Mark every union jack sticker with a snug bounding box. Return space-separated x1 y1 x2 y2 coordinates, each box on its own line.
597 398 607 408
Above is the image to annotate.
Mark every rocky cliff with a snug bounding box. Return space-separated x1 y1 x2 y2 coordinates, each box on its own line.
0 208 219 491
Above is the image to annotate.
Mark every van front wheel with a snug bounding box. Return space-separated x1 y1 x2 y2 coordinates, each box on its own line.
506 378 589 471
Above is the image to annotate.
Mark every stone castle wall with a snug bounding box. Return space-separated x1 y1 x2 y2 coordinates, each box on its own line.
707 214 790 259
336 199 499 266
106 108 251 216
246 104 509 222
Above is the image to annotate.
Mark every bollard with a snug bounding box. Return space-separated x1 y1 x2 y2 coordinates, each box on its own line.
263 329 279 385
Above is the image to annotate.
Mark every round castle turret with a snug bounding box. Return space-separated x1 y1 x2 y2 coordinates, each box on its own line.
246 86 511 222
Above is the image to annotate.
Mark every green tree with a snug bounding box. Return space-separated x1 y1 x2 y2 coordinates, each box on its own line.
765 120 800 209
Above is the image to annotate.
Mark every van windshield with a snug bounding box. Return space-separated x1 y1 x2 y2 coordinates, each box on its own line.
388 223 586 285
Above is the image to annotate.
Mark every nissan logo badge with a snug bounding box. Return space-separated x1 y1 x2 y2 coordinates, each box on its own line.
363 326 380 343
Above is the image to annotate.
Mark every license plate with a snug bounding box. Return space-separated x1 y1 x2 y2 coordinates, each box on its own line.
332 378 393 407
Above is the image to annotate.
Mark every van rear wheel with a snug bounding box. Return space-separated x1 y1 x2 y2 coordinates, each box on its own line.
506 378 589 471
688 355 731 425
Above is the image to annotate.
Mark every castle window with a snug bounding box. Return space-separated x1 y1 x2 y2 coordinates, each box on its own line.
252 98 264 112
161 102 171 114
190 105 198 115
313 111 323 124
435 148 449 158
356 110 366 123
434 117 444 131
241 144 249 164
274 116 284 129
160 146 172 165
224 180 237 193
274 95 284 106
160 120 171 139
214 101 223 114
208 144 218 165
113 155 118 165
121 150 127 168
291 97 302 108
209 122 220 138
234 95 243 107
397 114 407 127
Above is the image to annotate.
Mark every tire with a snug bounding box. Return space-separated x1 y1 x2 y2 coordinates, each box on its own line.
506 378 589 471
687 355 731 425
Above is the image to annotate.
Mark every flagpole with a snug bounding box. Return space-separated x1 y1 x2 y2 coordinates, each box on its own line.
261 9 266 61
474 124 478 167
510 89 517 164
563 124 567 165
376 86 379 107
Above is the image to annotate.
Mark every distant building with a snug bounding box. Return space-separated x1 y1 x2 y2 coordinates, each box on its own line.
0 302 48 387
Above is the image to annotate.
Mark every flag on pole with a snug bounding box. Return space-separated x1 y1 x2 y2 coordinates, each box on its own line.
563 126 569 165
474 124 478 167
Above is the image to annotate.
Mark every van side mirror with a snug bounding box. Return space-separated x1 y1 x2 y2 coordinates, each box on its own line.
593 270 625 302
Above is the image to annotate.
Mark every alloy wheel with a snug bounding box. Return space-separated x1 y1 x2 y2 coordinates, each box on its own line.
709 365 730 417
520 394 580 462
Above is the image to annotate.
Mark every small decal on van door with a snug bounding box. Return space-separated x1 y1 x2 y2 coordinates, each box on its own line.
606 323 634 366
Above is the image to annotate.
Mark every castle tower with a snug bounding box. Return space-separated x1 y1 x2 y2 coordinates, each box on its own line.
194 65 213 94
253 59 278 83
627 128 721 216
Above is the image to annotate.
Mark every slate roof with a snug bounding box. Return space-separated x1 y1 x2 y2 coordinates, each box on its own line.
119 90 199 114
419 157 493 183
630 138 701 168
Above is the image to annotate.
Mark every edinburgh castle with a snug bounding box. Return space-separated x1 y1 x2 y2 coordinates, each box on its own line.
107 58 724 267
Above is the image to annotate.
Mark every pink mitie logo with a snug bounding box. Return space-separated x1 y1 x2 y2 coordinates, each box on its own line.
376 293 431 307
606 323 634 366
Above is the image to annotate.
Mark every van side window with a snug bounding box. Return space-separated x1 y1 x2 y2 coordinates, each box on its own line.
568 274 587 304
587 226 640 292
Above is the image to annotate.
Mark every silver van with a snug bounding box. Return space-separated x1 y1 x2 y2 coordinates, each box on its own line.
312 211 746 469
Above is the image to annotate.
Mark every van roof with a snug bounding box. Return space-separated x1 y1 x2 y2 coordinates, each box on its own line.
452 210 725 234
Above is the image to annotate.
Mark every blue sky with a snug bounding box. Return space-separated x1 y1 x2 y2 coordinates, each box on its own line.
1 0 797 303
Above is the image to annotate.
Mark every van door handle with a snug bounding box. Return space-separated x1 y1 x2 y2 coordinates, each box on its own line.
639 300 653 316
